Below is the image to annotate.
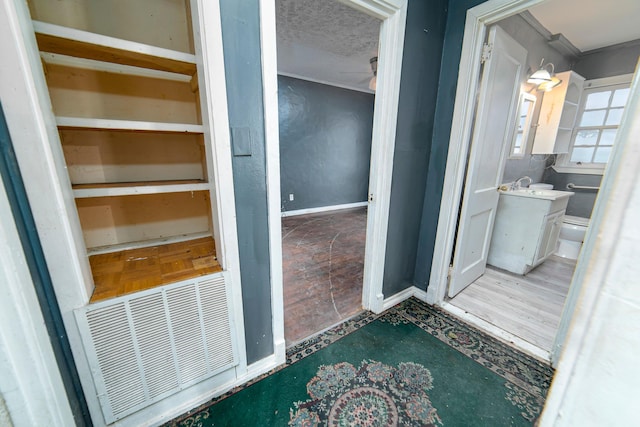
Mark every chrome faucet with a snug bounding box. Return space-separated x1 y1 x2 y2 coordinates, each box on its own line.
513 176 532 190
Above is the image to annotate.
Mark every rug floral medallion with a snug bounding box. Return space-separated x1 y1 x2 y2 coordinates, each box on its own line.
289 360 442 426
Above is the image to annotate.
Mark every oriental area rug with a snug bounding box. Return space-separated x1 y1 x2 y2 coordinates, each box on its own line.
165 298 553 426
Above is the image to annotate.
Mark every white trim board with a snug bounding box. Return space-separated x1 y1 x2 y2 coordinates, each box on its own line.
380 285 429 310
281 201 368 217
259 0 286 367
0 172 75 427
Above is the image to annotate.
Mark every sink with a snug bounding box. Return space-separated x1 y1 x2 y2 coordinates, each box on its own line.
500 188 574 201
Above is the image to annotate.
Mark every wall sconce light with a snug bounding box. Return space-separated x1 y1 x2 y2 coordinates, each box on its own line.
369 56 377 91
527 58 562 91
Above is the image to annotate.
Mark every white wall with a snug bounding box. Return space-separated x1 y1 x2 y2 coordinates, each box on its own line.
0 175 75 426
541 63 640 425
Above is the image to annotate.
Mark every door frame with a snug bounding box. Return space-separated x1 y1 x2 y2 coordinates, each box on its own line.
447 24 527 298
427 0 635 364
259 0 408 356
426 0 546 306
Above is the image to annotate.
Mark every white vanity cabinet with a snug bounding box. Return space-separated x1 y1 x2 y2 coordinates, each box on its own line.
487 189 573 274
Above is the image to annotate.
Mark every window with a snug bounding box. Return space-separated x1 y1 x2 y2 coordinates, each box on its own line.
555 74 632 174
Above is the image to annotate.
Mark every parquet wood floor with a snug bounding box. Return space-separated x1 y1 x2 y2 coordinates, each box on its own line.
282 207 366 346
89 236 221 303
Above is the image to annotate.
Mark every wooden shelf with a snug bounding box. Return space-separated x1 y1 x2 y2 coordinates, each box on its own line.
89 236 222 302
87 232 212 256
72 180 209 198
33 20 197 75
56 117 204 133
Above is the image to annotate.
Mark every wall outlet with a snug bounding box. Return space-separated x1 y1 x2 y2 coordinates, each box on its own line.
289 193 294 201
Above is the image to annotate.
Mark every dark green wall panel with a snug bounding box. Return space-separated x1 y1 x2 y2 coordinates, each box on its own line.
219 0 273 364
382 0 448 296
414 0 486 289
278 76 374 212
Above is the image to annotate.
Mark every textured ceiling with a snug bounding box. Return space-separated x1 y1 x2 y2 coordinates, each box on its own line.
276 0 381 93
276 0 640 93
528 0 640 52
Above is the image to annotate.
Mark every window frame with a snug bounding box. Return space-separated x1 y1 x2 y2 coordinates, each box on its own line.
554 73 633 175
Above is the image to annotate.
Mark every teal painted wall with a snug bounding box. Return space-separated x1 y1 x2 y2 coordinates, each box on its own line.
414 0 486 289
382 0 448 296
219 0 273 364
278 76 374 212
217 0 459 360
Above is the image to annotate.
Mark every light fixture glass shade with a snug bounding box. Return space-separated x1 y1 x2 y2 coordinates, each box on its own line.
538 76 562 92
527 68 552 85
369 75 377 91
527 60 556 85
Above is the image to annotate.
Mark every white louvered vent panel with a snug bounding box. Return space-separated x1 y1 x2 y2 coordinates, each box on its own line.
85 303 146 419
76 272 239 424
129 293 179 398
199 277 235 371
166 284 209 384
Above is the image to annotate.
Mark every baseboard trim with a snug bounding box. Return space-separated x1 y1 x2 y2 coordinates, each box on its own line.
150 354 283 427
239 353 283 383
281 201 368 217
382 286 415 311
411 286 429 303
441 302 551 362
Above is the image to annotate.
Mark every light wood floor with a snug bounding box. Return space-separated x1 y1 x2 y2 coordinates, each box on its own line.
448 255 576 352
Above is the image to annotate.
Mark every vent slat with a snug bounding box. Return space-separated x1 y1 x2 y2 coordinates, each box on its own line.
77 273 236 423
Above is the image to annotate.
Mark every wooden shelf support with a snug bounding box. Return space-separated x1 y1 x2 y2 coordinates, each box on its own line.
33 20 197 75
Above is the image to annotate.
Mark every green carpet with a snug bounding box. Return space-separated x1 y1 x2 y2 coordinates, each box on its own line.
166 298 553 426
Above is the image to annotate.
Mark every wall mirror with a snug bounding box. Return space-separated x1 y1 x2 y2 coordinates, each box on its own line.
509 92 536 158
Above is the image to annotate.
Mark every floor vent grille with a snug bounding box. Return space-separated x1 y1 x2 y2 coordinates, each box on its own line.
75 272 236 423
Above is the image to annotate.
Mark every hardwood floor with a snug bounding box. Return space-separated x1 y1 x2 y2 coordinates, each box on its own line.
448 255 576 352
282 208 366 346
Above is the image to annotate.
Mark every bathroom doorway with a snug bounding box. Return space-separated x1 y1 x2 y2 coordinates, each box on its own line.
428 0 639 363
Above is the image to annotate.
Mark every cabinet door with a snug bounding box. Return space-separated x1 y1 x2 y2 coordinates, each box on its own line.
534 211 564 264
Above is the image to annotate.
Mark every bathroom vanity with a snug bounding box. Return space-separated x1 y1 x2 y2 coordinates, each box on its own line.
488 189 574 274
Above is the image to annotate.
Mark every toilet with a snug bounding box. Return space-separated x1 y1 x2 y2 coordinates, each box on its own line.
556 215 589 260
527 182 589 260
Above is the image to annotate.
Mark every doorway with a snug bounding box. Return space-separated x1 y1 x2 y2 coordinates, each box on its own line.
260 0 408 351
428 0 638 364
274 0 379 345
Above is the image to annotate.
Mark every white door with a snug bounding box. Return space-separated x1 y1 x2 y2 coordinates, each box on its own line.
448 26 527 298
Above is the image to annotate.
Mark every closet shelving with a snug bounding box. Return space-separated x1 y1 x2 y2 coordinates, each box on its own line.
29 1 223 303
21 1 243 423
532 70 585 154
